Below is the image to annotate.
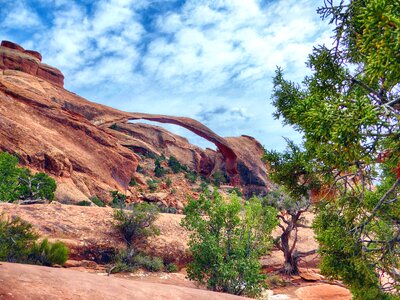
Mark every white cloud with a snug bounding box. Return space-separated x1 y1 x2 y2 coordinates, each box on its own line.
1 2 43 29
3 0 333 150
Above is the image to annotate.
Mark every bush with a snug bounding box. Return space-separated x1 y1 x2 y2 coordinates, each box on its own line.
185 171 197 183
0 215 68 266
165 177 172 187
134 254 164 272
110 191 127 208
146 179 158 192
181 191 278 297
90 196 106 207
212 170 228 187
166 263 179 273
168 156 182 173
0 215 38 262
154 158 167 178
28 238 69 266
77 200 92 206
129 178 138 187
113 202 159 248
109 250 164 273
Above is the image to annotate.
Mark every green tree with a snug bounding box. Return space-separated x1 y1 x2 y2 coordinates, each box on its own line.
0 152 21 201
0 152 56 203
181 191 277 297
0 215 68 265
264 142 319 275
269 0 399 298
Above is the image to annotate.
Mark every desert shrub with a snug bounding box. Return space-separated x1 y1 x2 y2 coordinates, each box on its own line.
229 187 243 197
168 156 182 173
0 215 68 266
0 215 38 262
211 170 228 187
134 253 164 272
159 206 177 214
146 179 159 192
197 181 209 192
109 250 164 273
185 171 197 183
154 158 167 178
181 191 278 297
77 200 92 206
166 263 179 273
28 238 69 266
136 165 146 175
113 202 159 248
110 191 127 208
90 196 106 207
129 178 138 187
165 177 172 187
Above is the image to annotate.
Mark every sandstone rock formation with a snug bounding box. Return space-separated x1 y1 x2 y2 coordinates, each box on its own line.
0 263 251 300
0 41 271 201
0 40 64 87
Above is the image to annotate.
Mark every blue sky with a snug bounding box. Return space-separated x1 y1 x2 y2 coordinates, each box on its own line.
0 0 332 150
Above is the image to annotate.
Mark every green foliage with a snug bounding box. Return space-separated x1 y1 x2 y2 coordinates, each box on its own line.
211 171 228 187
113 202 160 248
133 253 164 272
168 156 182 173
164 177 172 187
185 171 198 183
146 179 159 192
136 165 146 175
77 200 92 206
166 262 179 273
129 178 137 186
0 152 21 202
0 215 38 262
0 152 56 203
109 249 164 273
110 191 127 208
269 0 400 297
181 191 278 297
90 196 106 207
28 238 69 266
159 206 177 214
0 215 68 266
154 157 167 178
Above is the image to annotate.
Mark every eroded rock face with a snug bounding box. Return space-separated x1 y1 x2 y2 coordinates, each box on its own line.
0 69 138 202
0 40 64 87
0 41 271 199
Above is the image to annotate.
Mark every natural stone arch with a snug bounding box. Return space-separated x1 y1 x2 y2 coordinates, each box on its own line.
125 112 240 184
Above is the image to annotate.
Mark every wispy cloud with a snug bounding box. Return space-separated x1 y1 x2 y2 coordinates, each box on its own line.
0 0 332 151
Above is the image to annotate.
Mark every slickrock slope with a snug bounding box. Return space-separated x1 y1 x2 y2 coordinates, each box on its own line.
0 263 251 300
0 40 271 201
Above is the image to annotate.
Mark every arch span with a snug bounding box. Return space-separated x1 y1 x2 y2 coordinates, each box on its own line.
124 112 239 184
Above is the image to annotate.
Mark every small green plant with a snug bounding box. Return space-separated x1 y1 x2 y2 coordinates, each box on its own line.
136 165 146 175
0 215 68 266
110 191 127 208
154 158 167 178
170 188 177 195
77 200 92 206
168 156 182 173
185 171 197 183
198 181 209 192
90 196 106 207
211 170 228 187
113 202 160 248
28 238 69 266
165 177 172 187
147 179 159 192
159 206 177 214
129 178 138 187
134 254 164 272
166 262 179 273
